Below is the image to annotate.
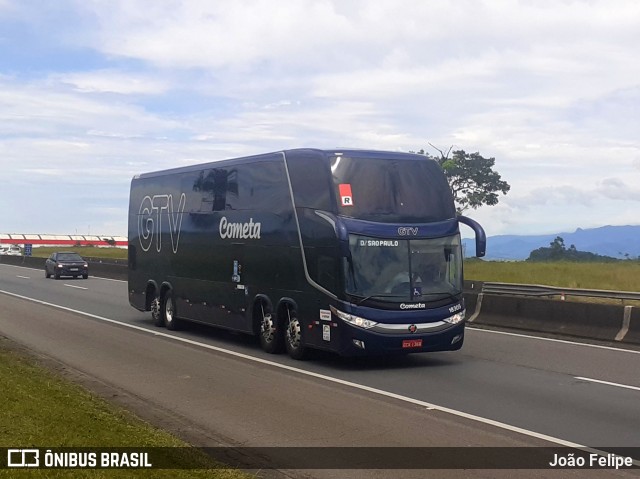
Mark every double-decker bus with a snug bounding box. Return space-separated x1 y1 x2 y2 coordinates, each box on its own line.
128 148 486 359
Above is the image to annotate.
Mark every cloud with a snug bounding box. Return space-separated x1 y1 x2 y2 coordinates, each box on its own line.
504 175 640 213
65 1 640 79
506 185 595 210
0 76 186 141
598 177 640 201
71 0 354 70
55 70 171 95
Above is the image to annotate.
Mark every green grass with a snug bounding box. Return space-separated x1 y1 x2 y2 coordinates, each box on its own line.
30 246 127 261
0 340 251 478
464 259 640 292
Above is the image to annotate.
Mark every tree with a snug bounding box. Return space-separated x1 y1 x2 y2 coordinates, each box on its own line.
527 236 618 262
417 145 510 212
546 236 568 260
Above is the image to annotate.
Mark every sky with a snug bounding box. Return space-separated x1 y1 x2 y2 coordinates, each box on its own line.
1 0 639 238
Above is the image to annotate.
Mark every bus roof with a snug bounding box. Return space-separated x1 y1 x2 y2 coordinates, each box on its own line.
132 148 433 180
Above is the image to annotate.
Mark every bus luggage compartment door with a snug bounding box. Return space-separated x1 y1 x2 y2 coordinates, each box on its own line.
230 243 249 325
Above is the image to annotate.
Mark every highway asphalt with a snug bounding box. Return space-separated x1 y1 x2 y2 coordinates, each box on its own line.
0 263 639 478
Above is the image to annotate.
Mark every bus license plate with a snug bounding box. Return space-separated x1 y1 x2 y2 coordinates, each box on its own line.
402 339 422 349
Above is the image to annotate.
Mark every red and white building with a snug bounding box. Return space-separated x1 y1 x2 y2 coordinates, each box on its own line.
0 233 127 248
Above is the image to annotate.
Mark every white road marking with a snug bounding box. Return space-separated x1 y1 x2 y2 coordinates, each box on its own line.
0 286 628 462
575 376 640 392
16 275 31 279
468 326 640 355
63 284 88 290
93 276 124 283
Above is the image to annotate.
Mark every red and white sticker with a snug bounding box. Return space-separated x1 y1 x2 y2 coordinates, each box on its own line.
338 183 353 206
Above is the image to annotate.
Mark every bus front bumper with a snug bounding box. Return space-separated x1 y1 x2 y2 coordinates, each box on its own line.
335 321 466 356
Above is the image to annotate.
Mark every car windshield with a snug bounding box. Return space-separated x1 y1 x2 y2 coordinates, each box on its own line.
58 253 84 261
344 234 462 302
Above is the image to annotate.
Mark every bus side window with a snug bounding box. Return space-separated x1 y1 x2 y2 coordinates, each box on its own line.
286 151 333 211
193 168 229 212
317 252 338 293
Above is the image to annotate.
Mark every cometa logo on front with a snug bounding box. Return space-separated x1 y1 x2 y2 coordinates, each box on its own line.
399 303 426 310
219 217 262 240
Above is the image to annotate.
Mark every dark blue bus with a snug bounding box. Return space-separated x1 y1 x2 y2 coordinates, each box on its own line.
128 148 486 359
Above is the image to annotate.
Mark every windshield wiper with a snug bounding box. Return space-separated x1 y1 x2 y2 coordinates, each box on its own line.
350 293 404 305
417 291 461 301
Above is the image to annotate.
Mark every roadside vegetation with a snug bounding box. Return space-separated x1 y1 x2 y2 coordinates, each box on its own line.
526 236 622 263
0 339 251 479
464 235 640 292
465 258 640 292
30 246 127 261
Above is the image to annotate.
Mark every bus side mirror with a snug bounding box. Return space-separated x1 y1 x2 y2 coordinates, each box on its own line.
458 215 486 258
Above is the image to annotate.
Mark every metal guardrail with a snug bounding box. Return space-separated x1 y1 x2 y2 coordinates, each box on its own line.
482 282 640 302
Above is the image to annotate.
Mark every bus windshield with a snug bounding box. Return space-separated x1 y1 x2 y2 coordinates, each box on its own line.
344 234 462 303
331 155 455 223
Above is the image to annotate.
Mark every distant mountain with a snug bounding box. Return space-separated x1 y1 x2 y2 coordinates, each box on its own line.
463 225 640 260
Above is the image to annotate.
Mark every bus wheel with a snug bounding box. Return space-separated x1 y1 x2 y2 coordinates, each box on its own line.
284 307 307 360
162 290 182 331
150 296 163 327
258 302 283 354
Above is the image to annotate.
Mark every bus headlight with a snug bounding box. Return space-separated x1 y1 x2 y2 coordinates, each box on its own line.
443 310 465 325
330 306 378 330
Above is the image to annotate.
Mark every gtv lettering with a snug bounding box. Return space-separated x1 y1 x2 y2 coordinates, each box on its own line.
398 227 419 236
138 194 186 253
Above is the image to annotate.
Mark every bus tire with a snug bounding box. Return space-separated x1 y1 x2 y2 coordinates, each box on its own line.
284 306 307 360
150 295 163 327
258 300 283 354
162 289 182 331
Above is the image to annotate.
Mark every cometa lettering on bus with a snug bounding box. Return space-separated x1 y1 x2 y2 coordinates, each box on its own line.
219 217 262 240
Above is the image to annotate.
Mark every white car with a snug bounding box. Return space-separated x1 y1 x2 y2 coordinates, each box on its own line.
0 245 22 255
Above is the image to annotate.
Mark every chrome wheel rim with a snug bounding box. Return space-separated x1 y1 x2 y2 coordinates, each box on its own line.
285 312 301 349
151 297 160 320
260 306 276 343
165 297 174 323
